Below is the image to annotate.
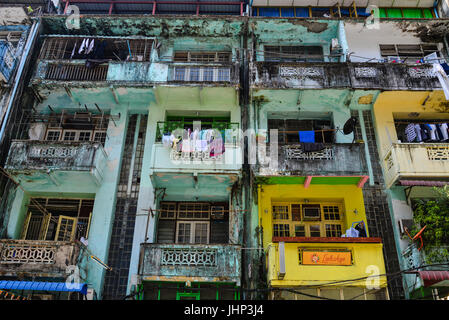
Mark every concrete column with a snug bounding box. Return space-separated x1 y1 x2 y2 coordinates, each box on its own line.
86 107 129 299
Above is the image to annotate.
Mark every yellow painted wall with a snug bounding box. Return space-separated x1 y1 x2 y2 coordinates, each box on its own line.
373 90 449 158
259 184 387 288
259 184 368 249
267 242 387 288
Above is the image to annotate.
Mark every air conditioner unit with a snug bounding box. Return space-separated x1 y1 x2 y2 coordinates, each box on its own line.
211 206 225 220
302 206 321 220
28 294 53 300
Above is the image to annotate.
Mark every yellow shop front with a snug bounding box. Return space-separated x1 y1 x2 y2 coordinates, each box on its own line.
258 183 389 300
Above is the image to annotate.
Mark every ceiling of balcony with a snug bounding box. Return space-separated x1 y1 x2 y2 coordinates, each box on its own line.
251 0 435 8
66 0 246 15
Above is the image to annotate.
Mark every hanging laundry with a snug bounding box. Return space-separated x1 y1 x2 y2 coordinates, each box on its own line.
78 38 87 54
420 124 430 141
426 124 438 141
86 39 95 55
435 124 444 141
162 134 171 147
440 123 449 141
433 63 449 100
414 124 422 142
71 41 77 59
404 123 417 142
299 131 315 143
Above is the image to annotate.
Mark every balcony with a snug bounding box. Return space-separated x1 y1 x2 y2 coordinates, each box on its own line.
266 239 387 288
138 244 242 285
4 140 107 192
258 143 367 177
0 240 80 278
402 244 449 293
382 143 449 188
251 62 441 90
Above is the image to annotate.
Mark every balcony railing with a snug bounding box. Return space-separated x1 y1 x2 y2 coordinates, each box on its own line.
45 63 108 81
258 143 367 176
139 243 241 284
0 240 80 277
251 62 441 90
5 140 106 172
383 143 449 188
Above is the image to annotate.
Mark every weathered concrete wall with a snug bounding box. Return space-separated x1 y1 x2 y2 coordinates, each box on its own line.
344 20 446 63
0 240 80 278
139 243 242 285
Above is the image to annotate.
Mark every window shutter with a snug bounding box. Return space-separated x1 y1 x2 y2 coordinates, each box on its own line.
39 213 52 240
20 212 32 240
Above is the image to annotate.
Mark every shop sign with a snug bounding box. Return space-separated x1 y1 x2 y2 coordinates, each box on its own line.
302 251 352 266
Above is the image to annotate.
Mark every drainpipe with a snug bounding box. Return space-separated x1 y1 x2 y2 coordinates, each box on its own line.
0 19 40 144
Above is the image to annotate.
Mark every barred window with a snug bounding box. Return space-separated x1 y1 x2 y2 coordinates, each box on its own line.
325 224 342 237
323 205 341 221
273 205 289 220
273 224 290 237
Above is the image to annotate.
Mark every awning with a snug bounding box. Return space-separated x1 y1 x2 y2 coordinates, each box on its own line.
418 271 449 287
400 180 449 187
0 281 87 295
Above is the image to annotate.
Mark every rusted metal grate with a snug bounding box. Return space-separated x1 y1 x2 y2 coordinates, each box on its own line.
45 64 108 81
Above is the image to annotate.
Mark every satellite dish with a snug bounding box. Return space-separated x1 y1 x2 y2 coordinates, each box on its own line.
343 117 358 135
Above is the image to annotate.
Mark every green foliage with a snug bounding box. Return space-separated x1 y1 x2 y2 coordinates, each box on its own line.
412 186 449 264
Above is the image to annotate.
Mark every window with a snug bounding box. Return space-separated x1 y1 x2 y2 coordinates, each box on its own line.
176 221 210 244
174 51 231 63
273 224 290 237
45 129 61 141
310 225 321 237
295 225 306 237
63 130 77 141
45 128 107 144
21 198 93 242
271 202 345 238
157 201 229 244
272 205 289 220
379 44 440 62
160 202 177 219
264 45 324 62
325 224 342 237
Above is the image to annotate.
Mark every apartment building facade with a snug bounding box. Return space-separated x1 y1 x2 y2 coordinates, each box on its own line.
0 0 448 300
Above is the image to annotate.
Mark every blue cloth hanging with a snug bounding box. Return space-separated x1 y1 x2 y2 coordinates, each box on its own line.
299 131 315 143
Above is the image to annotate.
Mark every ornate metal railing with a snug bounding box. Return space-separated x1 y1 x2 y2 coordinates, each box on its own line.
5 140 106 172
170 150 223 161
0 241 56 264
160 247 217 267
284 145 334 160
139 243 241 284
252 62 441 90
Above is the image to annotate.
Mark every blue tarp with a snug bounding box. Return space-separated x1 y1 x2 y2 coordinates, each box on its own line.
0 281 87 295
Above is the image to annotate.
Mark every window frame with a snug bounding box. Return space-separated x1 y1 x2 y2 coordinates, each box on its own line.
175 221 210 244
272 202 345 238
